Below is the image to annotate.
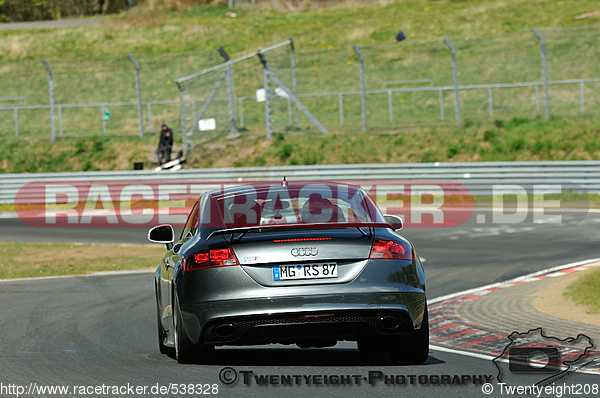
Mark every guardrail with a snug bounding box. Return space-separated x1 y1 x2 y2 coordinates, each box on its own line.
2 161 600 205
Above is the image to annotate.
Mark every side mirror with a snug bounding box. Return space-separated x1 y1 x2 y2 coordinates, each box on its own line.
148 224 174 249
384 214 403 231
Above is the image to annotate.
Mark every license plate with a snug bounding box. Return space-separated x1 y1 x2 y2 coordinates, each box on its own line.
273 263 338 281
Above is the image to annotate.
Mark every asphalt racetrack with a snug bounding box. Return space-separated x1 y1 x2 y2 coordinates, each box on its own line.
1 208 599 397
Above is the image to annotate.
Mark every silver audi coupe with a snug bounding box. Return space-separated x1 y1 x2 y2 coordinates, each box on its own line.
148 181 428 364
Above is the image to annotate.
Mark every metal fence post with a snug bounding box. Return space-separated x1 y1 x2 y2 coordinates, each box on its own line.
226 64 238 135
127 53 144 137
102 105 107 136
338 94 344 126
580 81 585 114
352 45 367 132
147 103 153 130
58 105 63 137
218 47 238 136
238 99 245 129
488 88 494 118
532 28 550 120
290 39 299 126
443 38 461 126
176 82 188 148
387 90 394 123
14 108 19 138
438 89 445 121
258 52 273 140
41 59 56 142
287 97 293 126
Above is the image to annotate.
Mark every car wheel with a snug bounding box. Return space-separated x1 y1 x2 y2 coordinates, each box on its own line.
156 292 171 355
173 294 196 364
196 344 215 364
388 305 429 365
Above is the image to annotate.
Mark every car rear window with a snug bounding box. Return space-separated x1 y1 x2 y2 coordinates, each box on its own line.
212 183 385 229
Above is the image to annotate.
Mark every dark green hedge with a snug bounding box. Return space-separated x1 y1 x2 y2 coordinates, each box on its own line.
0 0 135 22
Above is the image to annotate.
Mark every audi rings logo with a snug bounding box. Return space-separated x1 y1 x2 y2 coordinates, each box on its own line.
291 247 318 257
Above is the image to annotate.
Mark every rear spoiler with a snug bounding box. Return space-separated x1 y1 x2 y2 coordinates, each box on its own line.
205 222 392 241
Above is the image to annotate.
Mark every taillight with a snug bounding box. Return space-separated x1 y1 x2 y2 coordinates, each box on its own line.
369 239 412 260
183 247 239 271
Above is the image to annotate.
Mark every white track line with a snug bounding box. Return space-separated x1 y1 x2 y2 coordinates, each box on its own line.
429 258 600 376
428 258 600 304
430 344 499 361
0 267 155 283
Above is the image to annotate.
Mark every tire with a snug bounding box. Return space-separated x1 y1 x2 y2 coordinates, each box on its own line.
156 294 171 355
173 294 196 364
388 305 429 365
196 344 215 365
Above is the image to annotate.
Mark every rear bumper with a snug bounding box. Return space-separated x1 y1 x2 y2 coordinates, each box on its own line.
176 257 426 346
202 309 416 346
180 291 426 346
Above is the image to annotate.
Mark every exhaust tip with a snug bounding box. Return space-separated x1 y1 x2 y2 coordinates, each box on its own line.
378 316 401 331
214 323 238 339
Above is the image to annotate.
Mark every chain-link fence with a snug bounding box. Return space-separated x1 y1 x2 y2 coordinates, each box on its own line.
1 26 599 142
540 25 600 117
175 40 317 147
0 50 222 139
253 27 600 132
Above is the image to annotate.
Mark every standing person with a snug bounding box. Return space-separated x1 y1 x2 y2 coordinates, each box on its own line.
157 122 174 165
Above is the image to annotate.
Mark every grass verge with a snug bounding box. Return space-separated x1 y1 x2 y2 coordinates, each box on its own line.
192 116 600 168
0 135 161 173
563 267 600 314
0 242 164 279
2 115 600 173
